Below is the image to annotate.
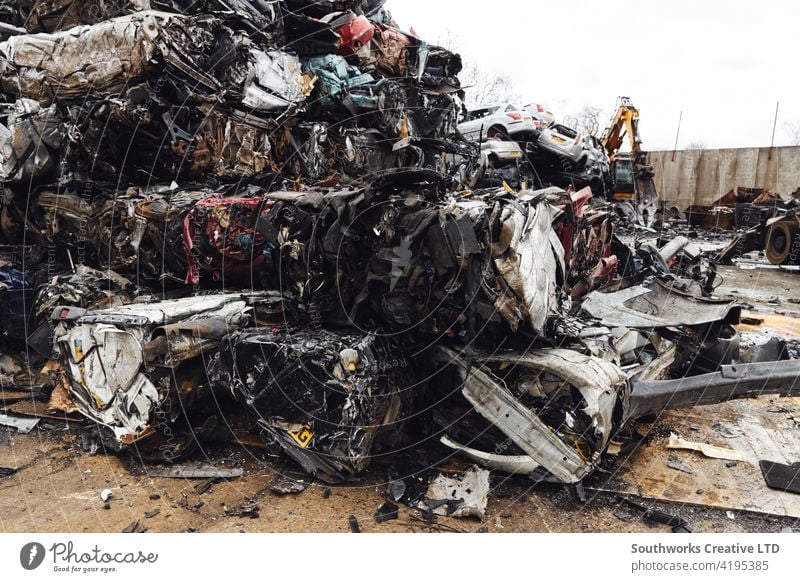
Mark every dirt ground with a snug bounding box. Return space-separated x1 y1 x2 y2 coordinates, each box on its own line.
2 263 800 534
717 262 800 314
2 426 798 534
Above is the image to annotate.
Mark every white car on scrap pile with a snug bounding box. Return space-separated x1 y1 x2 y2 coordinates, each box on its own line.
457 103 538 142
523 102 556 129
537 123 589 168
481 138 524 164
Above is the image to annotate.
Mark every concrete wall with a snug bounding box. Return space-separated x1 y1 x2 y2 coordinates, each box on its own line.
646 146 800 209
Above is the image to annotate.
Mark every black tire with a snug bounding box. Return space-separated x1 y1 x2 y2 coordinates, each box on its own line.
765 221 799 265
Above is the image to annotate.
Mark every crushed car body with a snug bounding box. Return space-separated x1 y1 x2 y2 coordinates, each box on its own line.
51 292 284 460
212 328 416 482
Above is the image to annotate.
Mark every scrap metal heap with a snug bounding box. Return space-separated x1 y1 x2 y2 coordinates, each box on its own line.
2 1 800 499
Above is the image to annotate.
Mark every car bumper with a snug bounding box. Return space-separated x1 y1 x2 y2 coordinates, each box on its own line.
506 120 538 136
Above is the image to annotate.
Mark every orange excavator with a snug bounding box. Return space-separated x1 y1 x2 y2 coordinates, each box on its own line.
600 97 658 223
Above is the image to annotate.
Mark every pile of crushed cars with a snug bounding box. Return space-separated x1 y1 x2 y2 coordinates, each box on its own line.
457 102 612 197
2 0 800 517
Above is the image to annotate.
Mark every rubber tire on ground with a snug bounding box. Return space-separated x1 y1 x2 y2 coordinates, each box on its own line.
765 221 799 265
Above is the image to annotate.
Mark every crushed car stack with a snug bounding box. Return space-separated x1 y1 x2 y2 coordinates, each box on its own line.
2 1 800 513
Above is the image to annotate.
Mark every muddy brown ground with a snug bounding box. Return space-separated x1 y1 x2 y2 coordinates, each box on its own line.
2 264 800 533
1 426 797 533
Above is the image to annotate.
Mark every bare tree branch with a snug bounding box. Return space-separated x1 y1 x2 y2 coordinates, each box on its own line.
460 65 519 105
685 141 707 150
576 106 602 136
434 30 518 106
562 113 578 130
563 106 603 136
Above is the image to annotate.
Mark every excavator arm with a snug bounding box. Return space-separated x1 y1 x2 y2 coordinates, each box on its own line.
599 97 658 223
600 96 642 161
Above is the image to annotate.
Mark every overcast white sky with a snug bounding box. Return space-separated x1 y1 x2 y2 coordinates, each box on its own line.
386 0 800 150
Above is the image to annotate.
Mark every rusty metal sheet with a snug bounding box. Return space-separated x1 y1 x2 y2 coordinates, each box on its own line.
594 396 800 518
